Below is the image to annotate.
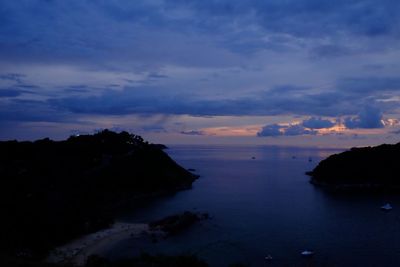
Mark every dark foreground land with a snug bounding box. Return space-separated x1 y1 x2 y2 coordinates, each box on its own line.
0 130 199 265
308 142 400 191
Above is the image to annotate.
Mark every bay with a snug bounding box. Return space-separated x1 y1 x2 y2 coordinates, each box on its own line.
110 145 400 267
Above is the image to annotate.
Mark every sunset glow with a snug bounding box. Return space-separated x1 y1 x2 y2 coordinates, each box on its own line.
1 1 400 147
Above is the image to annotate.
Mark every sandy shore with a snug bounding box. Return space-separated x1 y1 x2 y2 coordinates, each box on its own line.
47 222 151 266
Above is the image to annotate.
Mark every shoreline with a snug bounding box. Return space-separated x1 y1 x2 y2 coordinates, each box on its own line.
47 222 152 266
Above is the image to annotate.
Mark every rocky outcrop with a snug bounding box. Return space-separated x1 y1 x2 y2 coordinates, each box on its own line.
307 143 400 191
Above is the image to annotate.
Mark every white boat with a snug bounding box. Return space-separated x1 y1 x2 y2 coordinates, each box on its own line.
301 250 314 257
265 255 273 260
381 203 393 211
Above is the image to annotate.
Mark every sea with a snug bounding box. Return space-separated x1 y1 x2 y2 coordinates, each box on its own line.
110 145 400 267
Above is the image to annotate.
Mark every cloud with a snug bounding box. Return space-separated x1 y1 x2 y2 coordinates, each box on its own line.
0 99 72 123
310 44 353 58
258 107 392 137
0 89 23 98
390 129 400 135
0 75 394 130
0 86 34 98
266 85 309 96
36 76 398 120
47 84 358 117
0 73 25 83
1 0 400 142
257 123 317 137
147 73 168 79
180 130 206 136
17 84 40 89
344 106 384 129
1 0 400 69
301 117 336 129
257 124 282 137
142 125 167 133
338 77 400 93
285 124 317 136
170 1 400 39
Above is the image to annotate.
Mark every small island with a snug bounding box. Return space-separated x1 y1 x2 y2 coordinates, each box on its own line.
0 130 198 264
307 143 400 191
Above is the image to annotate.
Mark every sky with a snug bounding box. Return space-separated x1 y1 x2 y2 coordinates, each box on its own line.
1 0 400 147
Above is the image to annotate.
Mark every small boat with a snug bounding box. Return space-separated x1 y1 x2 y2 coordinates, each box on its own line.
381 203 393 211
301 250 314 257
265 255 273 260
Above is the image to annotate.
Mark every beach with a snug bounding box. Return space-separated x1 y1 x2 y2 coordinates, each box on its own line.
47 222 151 266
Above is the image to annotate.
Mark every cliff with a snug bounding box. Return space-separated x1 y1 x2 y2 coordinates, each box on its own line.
307 143 400 191
0 130 197 259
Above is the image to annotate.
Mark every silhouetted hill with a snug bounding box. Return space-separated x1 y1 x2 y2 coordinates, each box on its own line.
307 143 400 191
0 130 197 259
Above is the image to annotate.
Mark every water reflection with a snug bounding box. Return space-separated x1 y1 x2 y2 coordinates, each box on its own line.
112 145 400 267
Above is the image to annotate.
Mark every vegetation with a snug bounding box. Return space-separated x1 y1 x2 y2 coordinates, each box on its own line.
308 143 400 191
0 130 198 260
149 211 209 236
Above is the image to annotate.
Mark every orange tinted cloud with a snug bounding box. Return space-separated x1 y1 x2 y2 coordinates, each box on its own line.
201 125 262 136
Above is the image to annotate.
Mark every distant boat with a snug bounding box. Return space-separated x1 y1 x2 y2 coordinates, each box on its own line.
251 156 256 160
301 250 314 257
265 255 273 261
381 203 393 211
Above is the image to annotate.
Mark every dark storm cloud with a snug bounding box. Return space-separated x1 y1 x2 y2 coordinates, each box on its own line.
344 106 384 129
0 89 24 98
257 124 317 137
0 1 241 68
338 77 400 93
0 99 72 123
1 0 400 130
258 116 338 137
285 125 317 136
257 108 387 137
302 117 336 129
1 0 399 65
171 0 400 43
0 70 394 126
257 124 282 137
47 85 339 117
46 80 392 118
0 87 34 98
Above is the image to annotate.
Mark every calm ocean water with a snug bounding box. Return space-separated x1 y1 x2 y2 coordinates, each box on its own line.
111 145 400 267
